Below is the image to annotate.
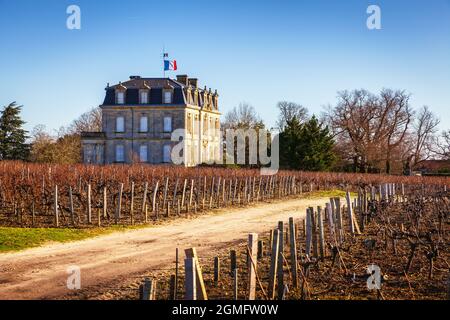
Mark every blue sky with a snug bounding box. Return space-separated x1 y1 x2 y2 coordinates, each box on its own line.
1 0 450 133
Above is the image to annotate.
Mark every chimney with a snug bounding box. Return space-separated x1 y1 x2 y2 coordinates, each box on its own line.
188 78 198 88
176 75 189 86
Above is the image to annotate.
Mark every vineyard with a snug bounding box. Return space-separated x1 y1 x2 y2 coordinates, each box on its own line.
96 184 448 301
0 162 449 300
0 161 449 229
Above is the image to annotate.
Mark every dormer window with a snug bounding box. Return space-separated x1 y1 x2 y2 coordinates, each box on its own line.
194 90 198 105
140 90 149 104
164 91 172 104
117 91 125 104
186 88 192 104
163 81 174 104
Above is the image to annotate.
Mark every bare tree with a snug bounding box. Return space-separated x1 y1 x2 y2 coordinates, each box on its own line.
379 89 413 174
409 106 440 165
328 89 413 174
67 107 102 134
276 101 308 131
222 102 264 129
29 124 82 164
432 130 450 160
29 125 56 163
328 89 382 172
28 108 101 164
221 103 265 167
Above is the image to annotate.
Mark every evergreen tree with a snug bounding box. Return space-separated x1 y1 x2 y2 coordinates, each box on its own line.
280 115 336 171
279 116 303 169
0 102 30 161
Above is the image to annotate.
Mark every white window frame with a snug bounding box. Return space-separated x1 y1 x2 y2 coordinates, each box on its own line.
115 145 125 163
140 91 149 104
139 145 148 163
163 145 171 163
163 116 172 133
140 116 148 132
116 116 125 133
164 91 172 104
117 91 125 104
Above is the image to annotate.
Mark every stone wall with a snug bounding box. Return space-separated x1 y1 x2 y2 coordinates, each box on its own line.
84 104 221 165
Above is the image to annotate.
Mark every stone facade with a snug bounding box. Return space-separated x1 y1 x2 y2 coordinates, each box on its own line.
81 75 221 166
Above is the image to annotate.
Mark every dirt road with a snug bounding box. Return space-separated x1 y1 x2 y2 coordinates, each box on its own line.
0 196 330 300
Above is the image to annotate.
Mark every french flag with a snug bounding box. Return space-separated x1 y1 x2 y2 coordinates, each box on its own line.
164 60 177 71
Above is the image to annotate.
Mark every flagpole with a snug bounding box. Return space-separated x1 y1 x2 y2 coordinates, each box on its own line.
163 44 166 78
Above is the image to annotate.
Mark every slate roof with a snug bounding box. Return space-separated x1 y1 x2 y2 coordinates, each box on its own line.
102 76 213 107
109 77 184 90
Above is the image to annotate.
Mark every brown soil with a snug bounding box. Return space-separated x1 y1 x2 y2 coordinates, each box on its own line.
0 196 327 300
89 198 450 301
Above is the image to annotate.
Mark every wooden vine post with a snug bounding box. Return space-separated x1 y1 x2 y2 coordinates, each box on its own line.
103 186 107 219
163 177 169 212
288 217 298 288
268 229 279 300
142 182 148 214
346 191 355 235
305 208 312 256
247 233 258 300
87 184 92 224
317 206 325 260
214 256 220 286
277 221 284 300
152 181 159 213
69 186 75 225
54 185 59 227
115 183 123 224
130 182 135 225
185 248 208 300
140 278 157 300
230 250 237 274
184 258 196 300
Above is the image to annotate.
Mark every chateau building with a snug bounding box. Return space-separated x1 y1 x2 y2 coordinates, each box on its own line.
81 75 221 166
